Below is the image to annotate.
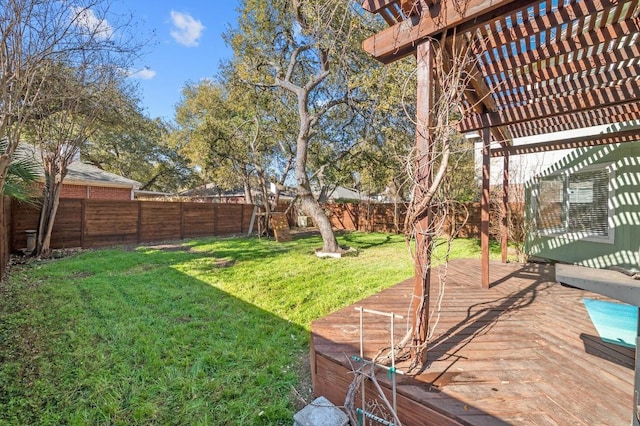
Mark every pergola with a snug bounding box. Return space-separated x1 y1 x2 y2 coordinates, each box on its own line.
361 0 640 372
361 0 640 285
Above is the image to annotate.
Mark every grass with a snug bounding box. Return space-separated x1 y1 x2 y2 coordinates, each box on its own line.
0 232 501 425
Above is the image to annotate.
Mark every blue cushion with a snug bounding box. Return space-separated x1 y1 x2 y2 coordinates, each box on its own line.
583 298 637 348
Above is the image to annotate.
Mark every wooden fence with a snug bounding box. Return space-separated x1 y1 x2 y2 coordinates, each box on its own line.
0 197 10 280
0 198 525 280
10 199 256 252
325 202 483 237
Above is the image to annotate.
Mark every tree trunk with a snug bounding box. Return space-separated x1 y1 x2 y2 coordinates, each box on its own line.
295 139 340 252
36 176 62 257
243 178 253 204
256 167 272 234
300 192 339 253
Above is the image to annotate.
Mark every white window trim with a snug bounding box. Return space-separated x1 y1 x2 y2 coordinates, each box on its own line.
536 162 615 244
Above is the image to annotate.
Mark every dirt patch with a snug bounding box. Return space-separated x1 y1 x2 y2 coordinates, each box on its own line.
143 244 194 252
71 271 94 278
292 352 314 411
9 248 87 269
211 258 235 268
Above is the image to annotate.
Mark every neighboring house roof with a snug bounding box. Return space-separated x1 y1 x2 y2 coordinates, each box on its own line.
322 186 375 202
179 183 247 197
330 186 369 201
15 143 141 189
65 161 141 189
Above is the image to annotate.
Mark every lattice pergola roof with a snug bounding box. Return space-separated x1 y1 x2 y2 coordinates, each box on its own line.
362 0 640 157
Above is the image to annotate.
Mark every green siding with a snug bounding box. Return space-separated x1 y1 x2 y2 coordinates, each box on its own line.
526 142 640 270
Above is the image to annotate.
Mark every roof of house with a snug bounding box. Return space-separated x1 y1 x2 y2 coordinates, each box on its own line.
65 161 141 189
179 183 247 197
15 143 141 189
327 186 374 202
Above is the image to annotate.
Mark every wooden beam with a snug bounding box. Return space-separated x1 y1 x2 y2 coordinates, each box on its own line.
411 39 434 361
459 80 640 132
362 0 517 64
480 20 640 99
481 127 491 289
362 0 399 13
509 103 640 138
501 154 509 264
445 36 513 145
495 58 640 111
490 127 640 157
477 1 637 74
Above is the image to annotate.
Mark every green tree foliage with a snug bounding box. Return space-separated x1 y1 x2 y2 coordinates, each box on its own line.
86 107 196 194
0 141 39 202
174 76 296 207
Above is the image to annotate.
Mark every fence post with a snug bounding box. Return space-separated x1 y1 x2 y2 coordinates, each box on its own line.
180 202 185 240
0 196 10 280
137 201 143 244
80 199 86 248
239 205 244 233
213 203 218 236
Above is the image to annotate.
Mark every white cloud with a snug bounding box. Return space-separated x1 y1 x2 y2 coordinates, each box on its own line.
169 11 205 47
72 7 113 40
129 68 157 80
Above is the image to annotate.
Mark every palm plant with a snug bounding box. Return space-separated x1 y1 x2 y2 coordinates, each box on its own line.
1 141 40 203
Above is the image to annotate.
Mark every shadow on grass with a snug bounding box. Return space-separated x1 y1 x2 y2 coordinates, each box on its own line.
339 232 393 249
0 246 310 425
184 236 321 262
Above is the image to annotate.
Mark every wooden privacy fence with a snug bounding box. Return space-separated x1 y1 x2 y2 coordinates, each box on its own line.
10 199 256 252
0 197 10 280
1 198 525 279
325 202 524 239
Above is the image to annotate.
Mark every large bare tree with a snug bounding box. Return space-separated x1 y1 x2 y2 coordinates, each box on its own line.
226 0 379 253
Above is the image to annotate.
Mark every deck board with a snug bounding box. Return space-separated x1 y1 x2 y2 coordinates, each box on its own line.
311 259 634 425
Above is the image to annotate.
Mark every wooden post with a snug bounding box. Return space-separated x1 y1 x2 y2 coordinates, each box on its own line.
137 201 143 244
481 127 491 289
411 39 433 362
213 203 218 236
80 199 86 248
180 202 185 240
501 152 509 263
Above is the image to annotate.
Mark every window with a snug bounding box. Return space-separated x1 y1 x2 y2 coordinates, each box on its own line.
535 164 613 243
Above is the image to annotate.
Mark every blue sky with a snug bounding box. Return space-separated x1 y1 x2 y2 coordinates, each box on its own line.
111 1 240 121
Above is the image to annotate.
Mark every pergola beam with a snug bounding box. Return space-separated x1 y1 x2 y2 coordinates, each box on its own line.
509 103 640 138
459 80 640 132
361 0 399 13
480 21 640 103
443 37 512 144
477 1 638 76
362 0 516 63
481 127 491 289
490 127 640 157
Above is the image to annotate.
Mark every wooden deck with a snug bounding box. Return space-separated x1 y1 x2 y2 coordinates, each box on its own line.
311 259 634 425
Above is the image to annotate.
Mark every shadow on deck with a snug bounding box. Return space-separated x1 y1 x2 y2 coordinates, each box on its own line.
311 259 634 425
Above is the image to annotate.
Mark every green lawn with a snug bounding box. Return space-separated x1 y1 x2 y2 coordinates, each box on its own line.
0 232 499 425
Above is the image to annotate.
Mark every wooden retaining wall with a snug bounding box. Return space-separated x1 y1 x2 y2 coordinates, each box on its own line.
10 199 256 252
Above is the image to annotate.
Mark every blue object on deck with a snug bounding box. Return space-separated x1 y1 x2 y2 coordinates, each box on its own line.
583 298 638 348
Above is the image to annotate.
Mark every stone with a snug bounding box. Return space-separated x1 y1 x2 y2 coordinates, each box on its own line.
293 396 349 426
